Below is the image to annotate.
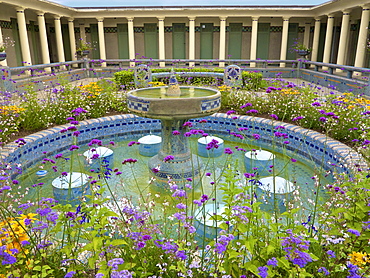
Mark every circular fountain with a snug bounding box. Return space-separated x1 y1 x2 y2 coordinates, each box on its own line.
127 75 221 186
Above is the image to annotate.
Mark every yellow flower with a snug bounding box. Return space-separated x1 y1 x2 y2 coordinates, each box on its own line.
349 251 369 267
16 213 38 225
347 105 355 109
281 89 300 95
0 105 25 115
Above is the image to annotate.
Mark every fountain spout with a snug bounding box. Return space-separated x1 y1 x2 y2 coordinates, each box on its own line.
166 74 181 97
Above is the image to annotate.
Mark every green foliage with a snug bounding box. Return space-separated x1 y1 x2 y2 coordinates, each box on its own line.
113 70 135 90
242 71 266 91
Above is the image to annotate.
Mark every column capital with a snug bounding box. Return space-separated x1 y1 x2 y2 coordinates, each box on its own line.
96 17 104 22
219 16 227 21
361 4 370 10
68 17 74 22
314 17 322 21
37 11 45 16
127 17 134 22
342 9 351 15
157 16 165 21
188 16 196 21
327 13 335 18
282 16 290 21
15 7 26 12
251 16 259 21
53 15 61 20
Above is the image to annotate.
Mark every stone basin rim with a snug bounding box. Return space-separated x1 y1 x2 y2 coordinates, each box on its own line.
127 86 220 100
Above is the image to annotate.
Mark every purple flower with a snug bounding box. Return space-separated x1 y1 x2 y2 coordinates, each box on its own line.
122 158 137 165
64 271 76 278
311 102 321 106
224 148 233 155
71 107 87 116
253 134 261 140
267 257 278 267
240 103 252 108
319 117 327 122
164 155 175 162
291 158 297 162
292 116 304 121
176 250 187 260
347 229 361 236
128 141 139 147
69 145 80 151
172 130 180 135
88 139 102 146
270 114 279 120
183 121 193 127
108 258 124 270
226 110 235 115
257 266 268 278
318 267 330 276
326 250 336 258
176 203 187 209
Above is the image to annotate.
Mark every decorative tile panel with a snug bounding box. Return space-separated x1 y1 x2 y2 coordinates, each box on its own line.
0 20 12 29
127 98 150 112
270 26 282 32
242 26 252 32
104 27 117 33
201 97 221 111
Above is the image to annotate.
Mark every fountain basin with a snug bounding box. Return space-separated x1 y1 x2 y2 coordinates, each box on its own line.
127 86 221 120
52 172 91 206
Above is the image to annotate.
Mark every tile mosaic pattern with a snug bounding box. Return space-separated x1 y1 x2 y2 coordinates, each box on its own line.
242 26 252 32
270 26 282 32
1 114 364 178
127 98 150 112
298 26 305 33
201 97 221 111
0 20 12 29
134 27 144 33
104 27 117 33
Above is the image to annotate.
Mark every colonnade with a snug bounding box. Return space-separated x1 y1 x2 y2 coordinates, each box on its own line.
1 4 370 69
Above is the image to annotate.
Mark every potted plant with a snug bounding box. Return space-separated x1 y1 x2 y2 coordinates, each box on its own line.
76 39 91 57
291 40 312 57
0 37 14 62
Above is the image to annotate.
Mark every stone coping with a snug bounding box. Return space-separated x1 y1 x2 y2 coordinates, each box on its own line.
1 113 366 176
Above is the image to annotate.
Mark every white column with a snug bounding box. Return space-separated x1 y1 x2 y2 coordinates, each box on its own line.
311 17 321 62
280 17 290 67
189 16 196 67
54 16 65 63
158 17 165 67
68 18 77 62
37 12 50 65
303 22 311 48
16 7 32 66
336 10 350 71
127 17 135 67
97 17 106 67
0 22 7 66
250 16 259 67
219 16 227 67
79 22 86 41
354 5 370 68
322 14 335 68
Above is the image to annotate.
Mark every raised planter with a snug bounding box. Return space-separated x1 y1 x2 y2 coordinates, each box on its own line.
0 52 6 61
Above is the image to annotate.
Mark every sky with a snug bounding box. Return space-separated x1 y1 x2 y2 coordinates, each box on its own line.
50 0 328 7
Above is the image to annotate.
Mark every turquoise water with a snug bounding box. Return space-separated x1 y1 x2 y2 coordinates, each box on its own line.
18 135 332 220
